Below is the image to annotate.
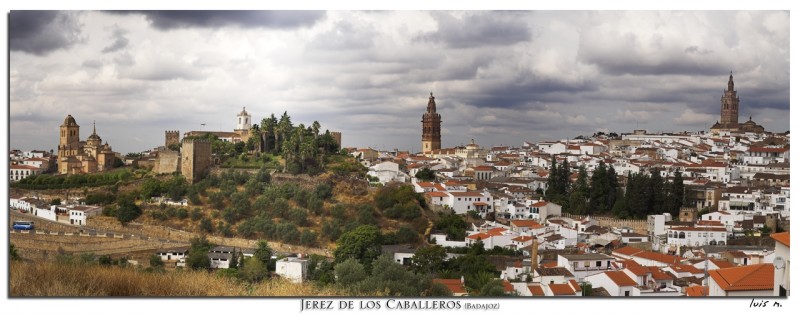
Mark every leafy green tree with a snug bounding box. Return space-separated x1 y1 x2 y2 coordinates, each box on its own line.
478 279 510 296
253 240 273 269
411 245 447 274
358 254 429 296
229 247 238 270
116 194 142 224
667 170 685 216
569 165 590 214
240 257 268 283
589 161 609 213
334 258 367 288
415 168 436 181
186 236 213 270
334 225 383 269
433 213 467 241
150 254 165 268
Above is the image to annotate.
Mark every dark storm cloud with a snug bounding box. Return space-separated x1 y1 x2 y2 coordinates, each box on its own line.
110 11 326 30
418 11 532 48
102 27 130 53
9 11 84 55
459 75 594 109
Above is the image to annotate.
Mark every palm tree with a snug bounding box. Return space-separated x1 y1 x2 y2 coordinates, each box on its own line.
312 121 321 139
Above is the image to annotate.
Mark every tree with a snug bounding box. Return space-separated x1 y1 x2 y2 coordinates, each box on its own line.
116 194 142 224
240 257 268 283
667 170 685 216
415 168 436 181
411 245 447 274
150 254 165 268
568 165 590 214
478 279 509 296
50 198 62 206
229 247 238 270
334 225 383 269
334 258 367 288
186 236 213 270
589 161 608 213
253 240 273 269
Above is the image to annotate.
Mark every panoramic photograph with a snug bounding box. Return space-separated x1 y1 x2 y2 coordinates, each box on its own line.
6 9 791 305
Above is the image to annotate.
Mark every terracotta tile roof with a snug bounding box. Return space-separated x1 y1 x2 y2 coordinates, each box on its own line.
511 236 534 242
426 191 449 198
502 280 514 293
432 279 467 294
625 262 649 276
531 201 548 207
450 191 484 197
486 227 507 236
748 147 788 153
541 261 559 268
708 264 774 291
634 251 683 265
568 279 581 292
434 183 447 191
605 271 638 287
670 264 702 274
466 232 490 240
528 284 545 296
416 181 435 187
646 267 672 280
686 285 709 297
511 220 544 229
710 259 735 269
474 165 494 171
696 220 724 226
549 283 577 295
472 202 489 206
613 246 643 257
771 232 790 247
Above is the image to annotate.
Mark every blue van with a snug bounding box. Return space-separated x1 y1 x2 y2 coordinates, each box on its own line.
12 221 34 230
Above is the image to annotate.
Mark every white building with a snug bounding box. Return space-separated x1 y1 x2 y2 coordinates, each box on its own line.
667 226 728 247
9 164 40 182
367 161 408 184
771 232 790 296
586 271 639 296
276 257 309 283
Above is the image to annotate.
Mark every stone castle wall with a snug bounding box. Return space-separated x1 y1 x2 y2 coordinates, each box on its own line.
181 139 212 183
154 150 180 174
562 213 649 235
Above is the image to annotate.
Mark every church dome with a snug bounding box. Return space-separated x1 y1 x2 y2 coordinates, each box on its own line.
63 114 77 126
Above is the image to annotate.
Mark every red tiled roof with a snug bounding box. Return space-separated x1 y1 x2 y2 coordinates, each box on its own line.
467 233 490 240
416 181 435 187
450 191 484 197
511 236 534 242
502 280 514 293
528 284 545 296
613 246 643 257
549 283 577 295
531 201 548 207
711 259 735 269
474 165 494 171
646 267 672 280
511 220 544 229
432 279 467 294
473 202 489 206
670 264 702 274
605 271 638 287
568 279 581 292
708 264 774 291
771 232 790 247
686 285 709 297
748 147 788 153
426 191 449 198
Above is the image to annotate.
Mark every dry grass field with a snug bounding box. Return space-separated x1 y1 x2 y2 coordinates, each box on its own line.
10 261 350 297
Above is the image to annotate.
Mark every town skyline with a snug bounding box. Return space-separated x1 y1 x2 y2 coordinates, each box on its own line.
9 11 790 154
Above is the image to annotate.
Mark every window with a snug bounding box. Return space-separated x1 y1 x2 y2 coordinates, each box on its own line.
624 291 630 296
596 261 602 267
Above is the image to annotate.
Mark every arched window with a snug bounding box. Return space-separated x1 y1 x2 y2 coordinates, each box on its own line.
679 232 685 239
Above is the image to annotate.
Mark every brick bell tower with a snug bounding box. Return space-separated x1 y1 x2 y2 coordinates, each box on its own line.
421 92 442 153
720 71 740 128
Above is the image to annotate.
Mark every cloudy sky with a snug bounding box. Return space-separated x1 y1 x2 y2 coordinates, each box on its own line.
9 10 790 154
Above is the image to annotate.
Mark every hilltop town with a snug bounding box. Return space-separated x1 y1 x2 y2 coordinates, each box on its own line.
9 74 790 297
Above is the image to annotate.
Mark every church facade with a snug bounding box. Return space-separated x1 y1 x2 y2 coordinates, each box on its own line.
57 114 116 174
421 92 442 153
710 73 765 134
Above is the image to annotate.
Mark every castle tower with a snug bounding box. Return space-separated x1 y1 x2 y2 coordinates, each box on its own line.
165 130 180 148
330 131 342 148
720 72 740 128
181 138 212 183
58 114 81 158
421 92 442 153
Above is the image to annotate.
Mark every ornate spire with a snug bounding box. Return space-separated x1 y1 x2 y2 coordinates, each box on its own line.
728 71 734 91
427 92 436 113
93 120 96 135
